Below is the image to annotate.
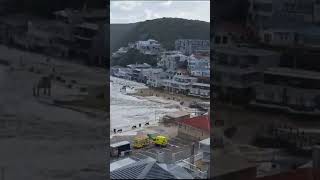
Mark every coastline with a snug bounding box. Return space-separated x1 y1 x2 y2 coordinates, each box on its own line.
110 76 198 136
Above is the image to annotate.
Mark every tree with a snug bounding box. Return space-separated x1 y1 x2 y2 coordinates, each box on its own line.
111 49 158 67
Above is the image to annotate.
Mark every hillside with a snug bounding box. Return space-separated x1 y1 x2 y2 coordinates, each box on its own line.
111 49 158 67
7 0 105 17
110 17 210 52
110 23 137 53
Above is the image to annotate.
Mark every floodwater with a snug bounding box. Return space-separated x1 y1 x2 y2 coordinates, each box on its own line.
110 76 190 132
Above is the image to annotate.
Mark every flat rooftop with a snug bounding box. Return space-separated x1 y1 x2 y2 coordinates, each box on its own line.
215 47 279 56
265 67 320 80
110 141 130 148
192 83 210 87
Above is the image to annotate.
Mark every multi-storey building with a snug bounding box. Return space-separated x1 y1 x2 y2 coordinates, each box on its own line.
146 70 169 88
247 0 319 30
138 68 163 83
72 22 99 60
189 83 210 98
252 67 320 114
162 75 198 95
175 39 210 56
126 63 152 81
214 47 280 102
158 51 188 70
259 25 320 48
188 54 210 78
133 39 161 55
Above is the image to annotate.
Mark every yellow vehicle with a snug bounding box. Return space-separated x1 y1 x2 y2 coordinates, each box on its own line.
148 134 168 147
133 136 150 149
154 135 168 147
133 134 168 148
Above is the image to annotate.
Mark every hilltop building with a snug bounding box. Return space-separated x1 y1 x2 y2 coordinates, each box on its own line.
158 51 188 70
175 39 210 56
129 39 162 55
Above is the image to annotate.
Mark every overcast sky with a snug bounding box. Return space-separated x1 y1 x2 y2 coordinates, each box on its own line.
110 1 210 24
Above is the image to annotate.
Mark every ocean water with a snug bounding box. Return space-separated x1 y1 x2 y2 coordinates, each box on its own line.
110 76 188 132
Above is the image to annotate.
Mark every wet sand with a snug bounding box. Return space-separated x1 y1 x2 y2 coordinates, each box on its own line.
134 87 210 108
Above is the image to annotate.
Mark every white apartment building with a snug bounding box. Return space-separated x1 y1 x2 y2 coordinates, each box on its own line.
134 39 161 55
146 70 169 88
189 83 210 98
138 68 163 83
175 39 210 56
188 54 210 78
158 51 189 70
162 75 198 95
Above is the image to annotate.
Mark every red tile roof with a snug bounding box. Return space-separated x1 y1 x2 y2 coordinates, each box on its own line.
178 115 210 132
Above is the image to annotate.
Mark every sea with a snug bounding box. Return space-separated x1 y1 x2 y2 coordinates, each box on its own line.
110 76 192 133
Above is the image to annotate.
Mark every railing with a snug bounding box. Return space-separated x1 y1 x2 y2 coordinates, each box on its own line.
176 154 208 179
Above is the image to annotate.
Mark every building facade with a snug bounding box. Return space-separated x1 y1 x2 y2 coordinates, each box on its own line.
252 67 320 114
177 115 210 141
158 51 188 70
247 0 318 29
214 47 280 103
175 39 210 56
162 75 198 95
146 70 168 88
134 39 161 55
189 83 210 98
188 54 210 78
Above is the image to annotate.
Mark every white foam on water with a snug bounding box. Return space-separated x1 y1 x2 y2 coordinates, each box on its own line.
110 76 185 133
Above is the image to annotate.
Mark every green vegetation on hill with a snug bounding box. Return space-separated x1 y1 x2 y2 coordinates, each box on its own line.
111 49 158 67
9 0 105 17
110 23 137 53
111 17 210 52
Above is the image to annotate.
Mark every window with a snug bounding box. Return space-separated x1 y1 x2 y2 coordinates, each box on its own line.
215 36 221 44
222 36 228 44
264 33 272 43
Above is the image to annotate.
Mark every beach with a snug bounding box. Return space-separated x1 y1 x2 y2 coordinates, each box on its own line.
110 76 195 133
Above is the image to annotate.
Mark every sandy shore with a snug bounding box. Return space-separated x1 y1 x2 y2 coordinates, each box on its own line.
133 87 210 108
0 45 107 179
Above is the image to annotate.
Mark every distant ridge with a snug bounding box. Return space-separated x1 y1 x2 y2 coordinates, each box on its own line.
110 17 210 52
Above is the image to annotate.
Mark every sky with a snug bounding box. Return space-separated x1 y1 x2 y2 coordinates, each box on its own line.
110 1 210 24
